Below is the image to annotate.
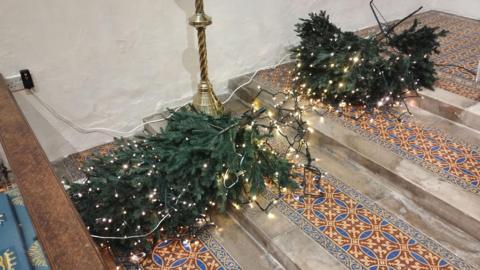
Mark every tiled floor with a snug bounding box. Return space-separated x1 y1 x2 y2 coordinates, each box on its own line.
142 232 241 270
52 142 116 183
267 169 475 270
339 107 480 193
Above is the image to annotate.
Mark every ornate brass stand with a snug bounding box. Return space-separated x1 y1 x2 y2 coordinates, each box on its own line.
190 0 223 117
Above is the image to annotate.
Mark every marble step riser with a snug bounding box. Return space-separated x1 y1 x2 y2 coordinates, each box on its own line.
226 209 302 270
228 76 480 242
227 198 348 270
210 212 286 270
412 89 480 132
406 102 480 148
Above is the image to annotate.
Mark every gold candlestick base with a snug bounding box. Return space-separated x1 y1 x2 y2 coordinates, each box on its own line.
192 81 223 117
189 0 224 117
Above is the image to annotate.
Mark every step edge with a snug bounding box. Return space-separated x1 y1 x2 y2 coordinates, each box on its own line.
227 200 348 270
413 87 480 131
227 207 303 270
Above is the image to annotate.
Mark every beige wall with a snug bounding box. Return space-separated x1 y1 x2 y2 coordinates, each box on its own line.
433 0 479 19
0 0 451 160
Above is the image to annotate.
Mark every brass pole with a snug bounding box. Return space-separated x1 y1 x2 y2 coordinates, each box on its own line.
189 0 223 116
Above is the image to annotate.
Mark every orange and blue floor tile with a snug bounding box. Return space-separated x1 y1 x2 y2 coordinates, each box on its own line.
266 170 475 269
141 233 241 270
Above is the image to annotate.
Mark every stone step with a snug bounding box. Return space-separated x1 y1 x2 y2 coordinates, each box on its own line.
410 86 480 132
223 97 349 269
228 74 480 267
227 195 347 270
228 138 480 269
210 212 286 270
406 99 480 148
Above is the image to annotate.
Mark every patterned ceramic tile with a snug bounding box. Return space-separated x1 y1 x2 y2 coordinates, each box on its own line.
266 169 475 270
142 232 241 270
51 142 117 183
70 142 117 167
337 107 480 193
435 76 479 101
409 12 479 101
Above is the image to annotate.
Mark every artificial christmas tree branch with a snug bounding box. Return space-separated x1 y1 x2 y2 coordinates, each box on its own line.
292 9 447 113
70 108 297 252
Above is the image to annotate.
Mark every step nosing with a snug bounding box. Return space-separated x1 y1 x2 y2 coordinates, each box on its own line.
413 88 480 132
228 207 306 270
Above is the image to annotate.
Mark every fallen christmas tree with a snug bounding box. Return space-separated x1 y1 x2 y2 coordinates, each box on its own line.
69 107 297 251
246 6 449 193
292 10 447 109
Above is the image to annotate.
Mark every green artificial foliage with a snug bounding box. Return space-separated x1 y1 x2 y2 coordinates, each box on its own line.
69 108 297 251
292 11 447 109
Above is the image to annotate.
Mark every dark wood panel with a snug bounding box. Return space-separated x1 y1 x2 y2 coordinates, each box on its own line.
0 75 109 270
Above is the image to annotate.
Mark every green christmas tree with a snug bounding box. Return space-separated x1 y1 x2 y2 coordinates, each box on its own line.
292 11 447 109
69 108 297 251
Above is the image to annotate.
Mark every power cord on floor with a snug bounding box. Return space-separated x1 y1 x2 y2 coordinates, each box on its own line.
29 54 290 137
434 63 477 76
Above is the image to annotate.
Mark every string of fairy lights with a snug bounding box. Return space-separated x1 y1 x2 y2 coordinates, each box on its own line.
72 106 299 265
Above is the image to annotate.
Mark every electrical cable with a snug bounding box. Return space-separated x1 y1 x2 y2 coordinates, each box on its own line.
434 63 477 76
221 54 290 104
90 212 171 240
29 54 291 137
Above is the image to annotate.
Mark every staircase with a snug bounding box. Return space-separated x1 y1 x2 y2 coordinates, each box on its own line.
141 53 480 269
223 64 480 269
143 82 480 269
117 10 480 270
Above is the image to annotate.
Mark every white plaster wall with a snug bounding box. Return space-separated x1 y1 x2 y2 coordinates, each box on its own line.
0 0 438 161
432 0 479 19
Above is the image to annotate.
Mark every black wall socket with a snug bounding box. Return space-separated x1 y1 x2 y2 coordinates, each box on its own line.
20 69 34 89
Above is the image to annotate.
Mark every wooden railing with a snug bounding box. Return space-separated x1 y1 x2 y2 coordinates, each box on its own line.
0 75 110 269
